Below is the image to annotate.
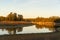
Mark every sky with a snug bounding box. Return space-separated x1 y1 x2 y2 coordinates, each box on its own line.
0 0 60 18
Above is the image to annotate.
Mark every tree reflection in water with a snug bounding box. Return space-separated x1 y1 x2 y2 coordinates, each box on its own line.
1 27 23 35
0 24 58 35
35 24 55 31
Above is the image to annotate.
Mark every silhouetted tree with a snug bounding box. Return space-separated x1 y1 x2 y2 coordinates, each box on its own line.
6 12 18 21
17 14 23 21
12 13 17 21
7 12 13 21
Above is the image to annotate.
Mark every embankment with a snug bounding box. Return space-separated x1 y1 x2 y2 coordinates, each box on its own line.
0 32 60 40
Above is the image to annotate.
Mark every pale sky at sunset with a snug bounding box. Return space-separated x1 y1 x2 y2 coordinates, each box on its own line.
0 0 60 18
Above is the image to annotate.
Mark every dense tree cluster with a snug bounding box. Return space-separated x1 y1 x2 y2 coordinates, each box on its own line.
0 12 23 21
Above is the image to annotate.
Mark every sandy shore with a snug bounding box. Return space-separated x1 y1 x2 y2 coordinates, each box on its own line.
0 32 60 40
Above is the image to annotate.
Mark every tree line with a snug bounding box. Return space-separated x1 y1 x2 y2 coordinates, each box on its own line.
0 12 23 21
24 16 60 22
0 12 60 22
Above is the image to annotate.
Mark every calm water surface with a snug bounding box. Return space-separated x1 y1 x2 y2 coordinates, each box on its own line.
0 25 54 35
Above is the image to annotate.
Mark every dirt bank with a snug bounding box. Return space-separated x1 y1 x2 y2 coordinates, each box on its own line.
0 32 60 40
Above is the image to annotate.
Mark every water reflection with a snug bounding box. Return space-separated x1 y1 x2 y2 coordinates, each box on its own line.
35 24 55 31
16 25 53 34
1 27 23 34
0 24 55 35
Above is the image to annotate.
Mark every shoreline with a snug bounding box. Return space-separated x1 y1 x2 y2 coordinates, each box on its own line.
0 32 60 40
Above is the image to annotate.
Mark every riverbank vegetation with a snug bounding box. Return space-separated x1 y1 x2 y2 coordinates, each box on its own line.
0 12 60 34
0 12 23 21
0 12 60 22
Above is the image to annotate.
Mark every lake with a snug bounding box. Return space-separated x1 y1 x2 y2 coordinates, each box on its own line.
0 25 54 35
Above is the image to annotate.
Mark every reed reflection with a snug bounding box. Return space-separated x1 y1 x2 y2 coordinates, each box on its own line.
1 22 60 35
35 24 55 31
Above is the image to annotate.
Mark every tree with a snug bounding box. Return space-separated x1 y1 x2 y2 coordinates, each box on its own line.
12 13 17 21
6 12 13 21
17 14 23 21
6 12 17 21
